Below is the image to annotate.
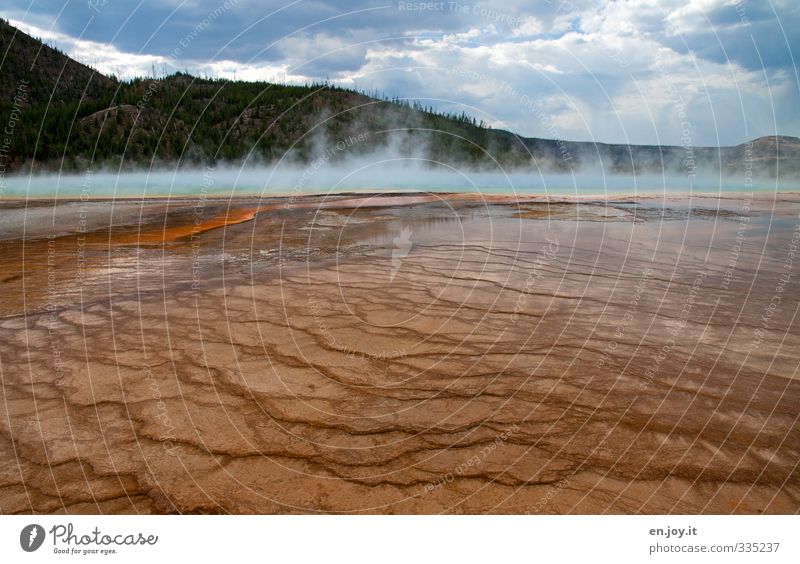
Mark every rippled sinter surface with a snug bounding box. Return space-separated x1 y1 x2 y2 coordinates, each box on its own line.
0 193 798 514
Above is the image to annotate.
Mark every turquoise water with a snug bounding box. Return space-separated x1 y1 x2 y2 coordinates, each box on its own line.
1 166 794 198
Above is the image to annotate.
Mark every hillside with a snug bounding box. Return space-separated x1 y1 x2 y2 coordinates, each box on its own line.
1 18 798 179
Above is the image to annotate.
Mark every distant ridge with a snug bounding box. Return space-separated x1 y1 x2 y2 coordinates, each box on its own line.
1 18 798 179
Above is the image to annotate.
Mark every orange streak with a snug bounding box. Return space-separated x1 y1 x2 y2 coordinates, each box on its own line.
108 194 548 247
116 207 262 245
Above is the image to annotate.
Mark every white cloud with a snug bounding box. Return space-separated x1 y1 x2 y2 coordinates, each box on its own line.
9 18 168 79
664 0 734 36
343 13 791 145
7 17 315 83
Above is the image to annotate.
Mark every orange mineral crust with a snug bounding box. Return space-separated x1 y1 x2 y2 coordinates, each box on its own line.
0 193 798 514
115 207 263 245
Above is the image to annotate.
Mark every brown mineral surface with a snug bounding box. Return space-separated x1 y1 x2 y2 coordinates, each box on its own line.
0 192 798 514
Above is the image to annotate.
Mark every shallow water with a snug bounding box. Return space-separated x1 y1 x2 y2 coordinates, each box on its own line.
3 167 797 198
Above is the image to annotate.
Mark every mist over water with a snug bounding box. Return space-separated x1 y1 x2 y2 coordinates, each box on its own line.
1 162 793 199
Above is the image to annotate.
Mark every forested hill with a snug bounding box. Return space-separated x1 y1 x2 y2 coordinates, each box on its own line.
1 18 798 178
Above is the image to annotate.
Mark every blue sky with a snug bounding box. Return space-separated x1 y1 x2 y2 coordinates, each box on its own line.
2 0 798 146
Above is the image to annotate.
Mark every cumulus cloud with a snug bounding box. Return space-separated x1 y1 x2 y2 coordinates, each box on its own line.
277 32 370 75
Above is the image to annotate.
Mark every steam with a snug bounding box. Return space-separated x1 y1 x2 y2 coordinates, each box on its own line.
0 130 794 199
2 165 789 200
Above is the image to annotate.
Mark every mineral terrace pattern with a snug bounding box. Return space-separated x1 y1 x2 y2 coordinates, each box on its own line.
1 194 798 514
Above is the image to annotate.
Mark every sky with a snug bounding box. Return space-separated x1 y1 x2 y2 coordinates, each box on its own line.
1 0 798 146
